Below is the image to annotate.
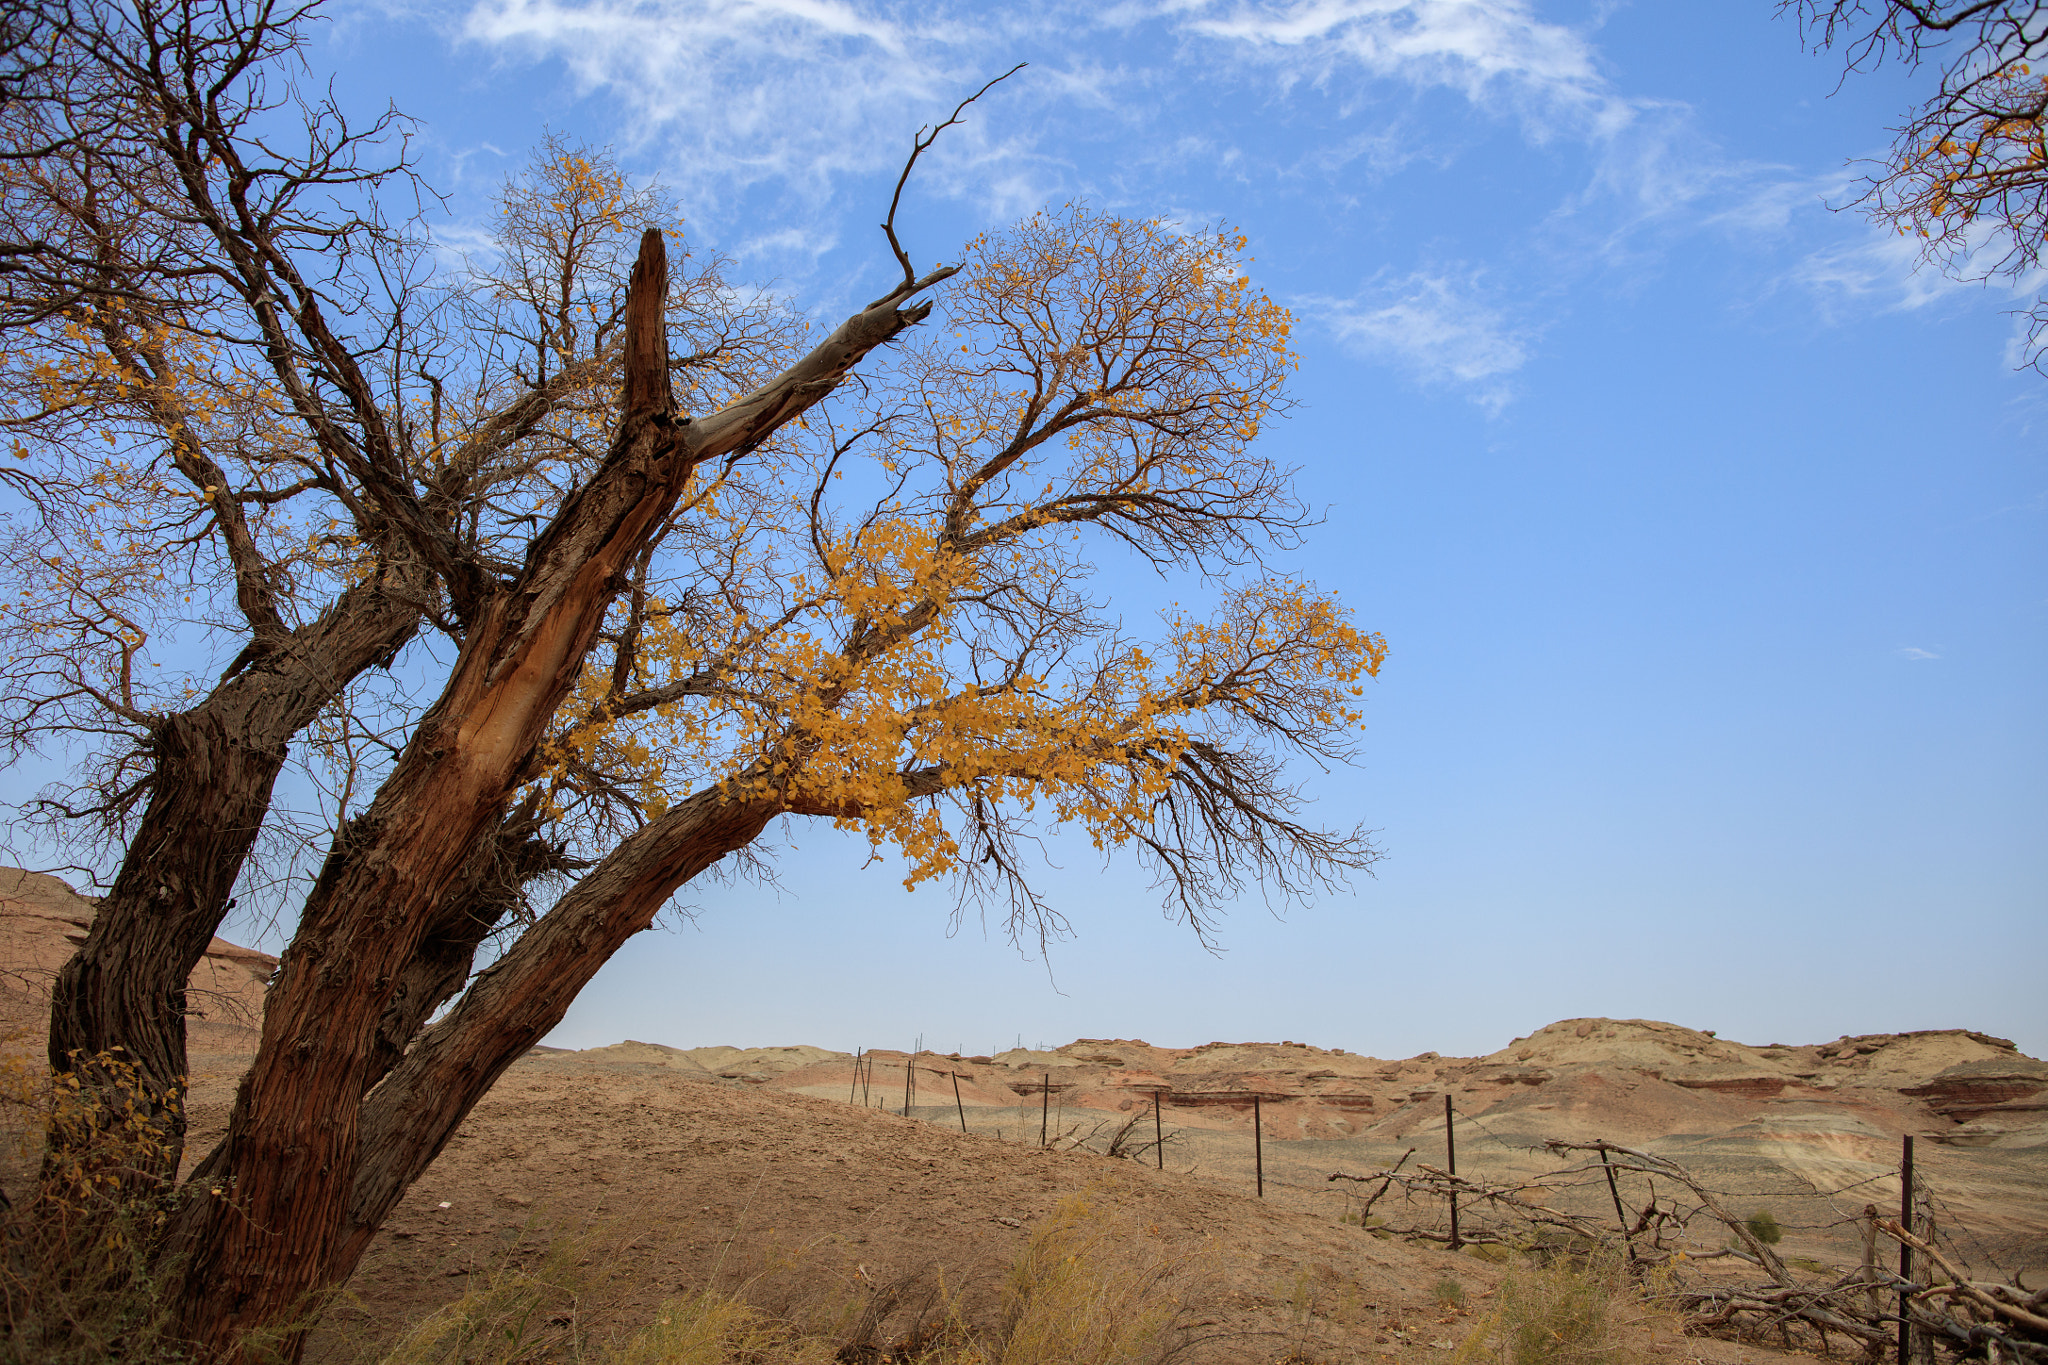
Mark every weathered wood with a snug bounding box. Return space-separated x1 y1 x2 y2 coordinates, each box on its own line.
47 578 425 1180
164 224 954 1358
1879 1219 2048 1335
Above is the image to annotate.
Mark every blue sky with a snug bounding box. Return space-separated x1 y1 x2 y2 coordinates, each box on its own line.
151 1 2048 1057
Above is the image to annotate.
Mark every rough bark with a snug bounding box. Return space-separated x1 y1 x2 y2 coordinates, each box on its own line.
44 575 425 1178
163 231 948 1358
361 806 568 1094
333 789 776 1279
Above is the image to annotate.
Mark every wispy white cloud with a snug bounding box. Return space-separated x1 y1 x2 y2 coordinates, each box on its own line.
452 0 1109 287
454 0 1701 228
448 0 2022 375
1779 217 2048 369
1160 1 1811 310
1171 0 1620 142
731 223 840 265
461 0 970 202
1789 228 1979 313
1300 265 1530 408
1897 647 1940 661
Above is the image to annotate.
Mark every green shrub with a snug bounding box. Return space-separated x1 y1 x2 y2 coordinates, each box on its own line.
1743 1211 1782 1246
1433 1278 1466 1308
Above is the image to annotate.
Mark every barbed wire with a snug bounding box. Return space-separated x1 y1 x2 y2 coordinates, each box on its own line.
1921 1184 2015 1283
897 1088 2027 1290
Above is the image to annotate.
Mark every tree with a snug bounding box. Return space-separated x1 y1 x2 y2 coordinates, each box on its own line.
0 2 1383 1358
1790 1 2048 363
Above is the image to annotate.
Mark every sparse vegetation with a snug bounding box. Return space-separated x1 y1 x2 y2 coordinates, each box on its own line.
1743 1210 1783 1246
363 1191 1206 1365
1433 1278 1467 1308
1453 1256 1646 1365
366 1222 630 1365
0 1046 186 1365
993 1192 1208 1365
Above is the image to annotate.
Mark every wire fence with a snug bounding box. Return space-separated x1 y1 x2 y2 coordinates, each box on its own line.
855 1052 2042 1361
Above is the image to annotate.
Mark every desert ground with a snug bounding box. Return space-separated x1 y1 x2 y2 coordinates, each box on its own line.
5 866 2042 1362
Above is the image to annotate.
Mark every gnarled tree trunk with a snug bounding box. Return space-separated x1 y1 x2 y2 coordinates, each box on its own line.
47 578 425 1181
158 230 949 1359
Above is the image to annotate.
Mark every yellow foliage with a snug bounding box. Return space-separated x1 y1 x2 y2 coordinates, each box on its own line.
527 206 1381 921
0 1041 189 1364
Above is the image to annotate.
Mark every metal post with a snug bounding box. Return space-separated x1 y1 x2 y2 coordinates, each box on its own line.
1253 1096 1264 1198
903 1050 914 1117
1898 1135 1914 1365
1154 1090 1164 1171
1041 1073 1050 1147
952 1071 967 1133
1445 1094 1460 1251
850 1048 860 1105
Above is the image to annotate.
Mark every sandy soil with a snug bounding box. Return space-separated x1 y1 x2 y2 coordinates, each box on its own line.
6 868 2040 1362
295 1055 1801 1365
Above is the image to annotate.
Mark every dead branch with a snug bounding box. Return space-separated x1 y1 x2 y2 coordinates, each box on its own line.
1879 1218 2048 1336
1322 1134 2044 1360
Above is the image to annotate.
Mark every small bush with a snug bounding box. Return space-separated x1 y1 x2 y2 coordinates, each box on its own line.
1743 1211 1782 1246
370 1221 624 1365
1466 1243 1514 1265
609 1295 836 1365
1453 1256 1646 1365
0 1046 190 1365
1433 1278 1466 1308
997 1191 1204 1365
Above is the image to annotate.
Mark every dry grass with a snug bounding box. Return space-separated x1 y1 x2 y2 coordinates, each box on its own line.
0 1043 190 1365
366 1222 631 1365
370 1188 1212 1365
1452 1256 1650 1365
992 1191 1208 1365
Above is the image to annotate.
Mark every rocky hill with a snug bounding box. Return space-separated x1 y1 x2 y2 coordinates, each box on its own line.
0 866 274 1059
4 865 2042 1360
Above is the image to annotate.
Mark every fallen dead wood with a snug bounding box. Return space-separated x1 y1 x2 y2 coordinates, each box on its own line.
1878 1218 2048 1336
1324 1135 2045 1361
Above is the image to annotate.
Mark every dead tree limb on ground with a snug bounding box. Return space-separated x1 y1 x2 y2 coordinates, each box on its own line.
1328 1136 2043 1360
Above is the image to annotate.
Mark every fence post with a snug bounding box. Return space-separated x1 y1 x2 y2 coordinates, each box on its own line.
952 1071 967 1133
1254 1096 1264 1198
1898 1134 1914 1365
1861 1203 1880 1322
1041 1073 1050 1147
1445 1095 1459 1251
1599 1147 1633 1263
1154 1090 1164 1171
850 1048 860 1105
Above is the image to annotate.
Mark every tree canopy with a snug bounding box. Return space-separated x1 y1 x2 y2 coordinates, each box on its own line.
1791 0 2048 362
0 1 1380 1357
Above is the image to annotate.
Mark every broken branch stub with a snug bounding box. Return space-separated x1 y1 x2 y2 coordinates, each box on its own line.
622 228 674 421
